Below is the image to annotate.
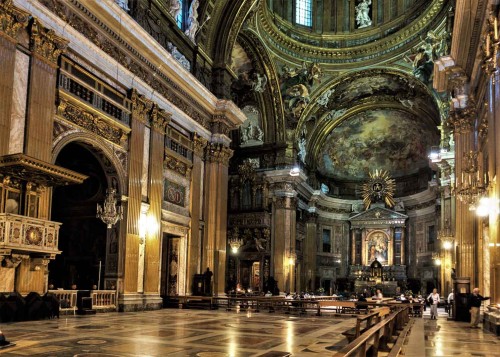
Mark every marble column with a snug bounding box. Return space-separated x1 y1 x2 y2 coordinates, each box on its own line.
187 134 207 293
304 213 318 292
143 104 170 307
25 19 67 162
202 142 232 295
272 194 297 294
120 89 151 310
449 104 476 285
0 1 28 155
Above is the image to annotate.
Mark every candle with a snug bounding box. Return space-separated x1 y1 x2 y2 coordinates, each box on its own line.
487 34 491 56
495 17 498 40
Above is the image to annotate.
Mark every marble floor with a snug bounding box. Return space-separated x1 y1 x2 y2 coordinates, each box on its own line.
0 307 498 356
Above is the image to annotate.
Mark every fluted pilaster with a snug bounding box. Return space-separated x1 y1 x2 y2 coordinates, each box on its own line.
25 18 67 162
143 104 170 294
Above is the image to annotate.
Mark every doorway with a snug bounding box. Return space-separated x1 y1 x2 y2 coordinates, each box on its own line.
49 142 114 290
160 233 181 298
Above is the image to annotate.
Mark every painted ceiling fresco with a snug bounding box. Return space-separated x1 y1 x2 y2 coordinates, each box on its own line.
317 108 439 180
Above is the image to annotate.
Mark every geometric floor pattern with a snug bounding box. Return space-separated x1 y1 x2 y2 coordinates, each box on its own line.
0 307 498 356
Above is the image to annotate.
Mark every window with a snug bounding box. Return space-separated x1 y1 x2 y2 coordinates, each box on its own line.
428 225 436 244
322 229 331 253
295 0 312 27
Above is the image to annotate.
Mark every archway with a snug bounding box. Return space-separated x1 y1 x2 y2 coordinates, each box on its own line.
49 142 116 290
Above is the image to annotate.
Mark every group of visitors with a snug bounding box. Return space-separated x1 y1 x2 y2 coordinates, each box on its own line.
426 287 489 327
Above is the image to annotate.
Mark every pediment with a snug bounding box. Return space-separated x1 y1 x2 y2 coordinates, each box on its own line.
349 207 407 228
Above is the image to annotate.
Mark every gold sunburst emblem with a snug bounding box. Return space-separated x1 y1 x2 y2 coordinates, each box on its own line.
362 170 396 210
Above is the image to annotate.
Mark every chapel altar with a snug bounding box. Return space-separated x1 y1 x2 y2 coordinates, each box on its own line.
348 205 408 296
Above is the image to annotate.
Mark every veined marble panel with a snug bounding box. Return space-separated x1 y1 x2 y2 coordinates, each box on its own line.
0 267 15 291
141 127 150 198
9 50 29 154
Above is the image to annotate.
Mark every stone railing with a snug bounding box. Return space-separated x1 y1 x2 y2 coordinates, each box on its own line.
48 290 77 313
0 214 61 256
91 290 117 310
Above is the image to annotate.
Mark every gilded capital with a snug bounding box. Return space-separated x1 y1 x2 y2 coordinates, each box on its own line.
130 89 152 124
204 142 233 165
273 195 297 210
446 105 477 134
150 104 171 134
0 0 29 41
193 133 208 157
30 18 68 65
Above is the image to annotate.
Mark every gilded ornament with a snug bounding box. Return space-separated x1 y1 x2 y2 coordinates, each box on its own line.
58 99 126 145
193 134 208 157
30 18 68 65
361 170 396 209
130 89 153 124
150 104 171 134
0 0 29 41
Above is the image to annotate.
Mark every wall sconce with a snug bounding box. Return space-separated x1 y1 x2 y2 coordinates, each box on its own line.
432 252 442 265
476 197 500 217
288 249 297 266
289 166 300 176
138 209 158 244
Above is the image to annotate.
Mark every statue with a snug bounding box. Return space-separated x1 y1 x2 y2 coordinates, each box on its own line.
355 0 372 29
252 73 268 93
168 0 182 20
114 0 129 11
241 121 264 144
317 88 334 107
167 42 191 71
184 0 199 43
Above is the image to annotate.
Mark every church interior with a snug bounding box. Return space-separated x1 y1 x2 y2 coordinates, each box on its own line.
1 0 500 355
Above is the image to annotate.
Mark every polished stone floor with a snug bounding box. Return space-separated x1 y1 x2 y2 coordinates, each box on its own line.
0 307 498 356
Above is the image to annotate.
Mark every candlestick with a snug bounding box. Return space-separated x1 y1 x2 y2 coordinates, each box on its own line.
487 34 491 56
495 17 498 40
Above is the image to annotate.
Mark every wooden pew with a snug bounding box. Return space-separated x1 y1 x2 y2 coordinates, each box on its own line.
342 307 391 342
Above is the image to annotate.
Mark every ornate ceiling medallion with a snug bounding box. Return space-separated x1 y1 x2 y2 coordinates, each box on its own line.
362 170 396 210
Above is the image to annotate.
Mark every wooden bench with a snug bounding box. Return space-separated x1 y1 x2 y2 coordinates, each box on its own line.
317 300 358 315
342 307 391 342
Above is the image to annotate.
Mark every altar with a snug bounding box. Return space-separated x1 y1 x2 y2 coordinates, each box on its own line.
348 205 408 296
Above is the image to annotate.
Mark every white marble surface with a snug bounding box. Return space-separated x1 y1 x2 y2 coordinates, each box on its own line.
9 50 29 154
141 127 150 198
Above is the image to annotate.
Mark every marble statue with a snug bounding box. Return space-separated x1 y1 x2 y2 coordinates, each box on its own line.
168 0 182 20
252 73 268 93
185 0 199 43
241 121 264 145
167 42 191 71
355 0 372 29
298 136 307 162
317 88 334 107
115 0 129 11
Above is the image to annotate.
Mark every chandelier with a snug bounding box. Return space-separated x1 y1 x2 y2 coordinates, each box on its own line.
97 188 123 228
454 151 486 210
228 227 243 253
438 220 454 250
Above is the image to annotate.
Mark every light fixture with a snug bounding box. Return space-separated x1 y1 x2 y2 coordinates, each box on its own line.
97 188 123 228
138 210 158 243
432 252 442 265
288 249 297 266
429 146 441 162
289 166 300 176
228 227 243 253
476 197 500 217
454 151 487 209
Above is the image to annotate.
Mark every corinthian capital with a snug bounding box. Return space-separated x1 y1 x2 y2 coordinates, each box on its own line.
205 142 233 166
130 89 152 124
150 104 171 134
30 18 68 65
193 133 208 157
446 103 477 134
0 0 29 41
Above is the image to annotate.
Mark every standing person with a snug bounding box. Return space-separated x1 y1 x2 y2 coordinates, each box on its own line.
468 288 489 328
427 288 440 319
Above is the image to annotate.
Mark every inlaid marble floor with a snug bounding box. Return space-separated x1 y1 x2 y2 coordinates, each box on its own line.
0 308 355 356
0 307 498 356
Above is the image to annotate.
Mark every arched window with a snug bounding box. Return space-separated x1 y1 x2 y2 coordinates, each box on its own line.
176 1 185 29
295 0 312 27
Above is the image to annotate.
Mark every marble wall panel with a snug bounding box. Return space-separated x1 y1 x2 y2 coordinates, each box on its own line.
9 50 29 154
141 127 150 198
